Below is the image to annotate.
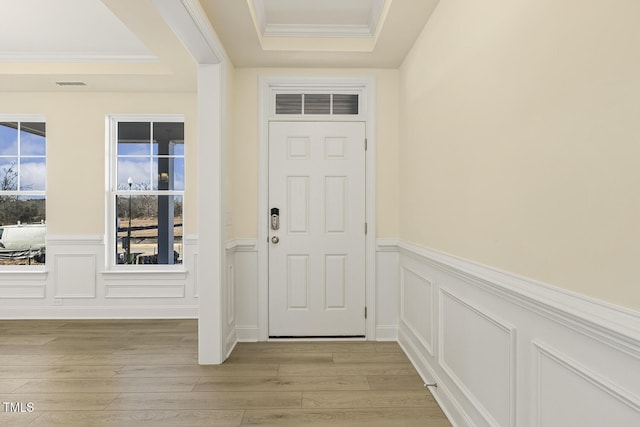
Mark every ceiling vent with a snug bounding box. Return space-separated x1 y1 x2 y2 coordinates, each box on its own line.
55 81 87 87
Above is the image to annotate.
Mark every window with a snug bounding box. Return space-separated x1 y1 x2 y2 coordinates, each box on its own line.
275 93 359 115
109 117 184 266
0 118 46 266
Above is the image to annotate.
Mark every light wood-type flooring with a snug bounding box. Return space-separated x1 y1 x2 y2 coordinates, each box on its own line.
0 319 451 426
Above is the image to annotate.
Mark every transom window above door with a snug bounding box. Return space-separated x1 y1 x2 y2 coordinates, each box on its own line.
275 93 359 115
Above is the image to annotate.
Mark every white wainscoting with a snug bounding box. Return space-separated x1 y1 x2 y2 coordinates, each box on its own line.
228 239 259 342
0 235 199 319
395 240 640 427
376 239 400 340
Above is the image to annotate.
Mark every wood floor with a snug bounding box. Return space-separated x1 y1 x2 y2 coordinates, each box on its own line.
0 319 451 426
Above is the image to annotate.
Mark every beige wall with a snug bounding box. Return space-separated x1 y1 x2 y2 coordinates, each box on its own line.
399 0 640 309
229 68 399 239
0 92 198 235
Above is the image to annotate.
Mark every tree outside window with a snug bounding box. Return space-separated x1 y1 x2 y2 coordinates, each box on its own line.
0 120 46 266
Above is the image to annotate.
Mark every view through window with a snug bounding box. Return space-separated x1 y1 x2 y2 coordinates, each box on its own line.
113 119 184 265
0 120 46 266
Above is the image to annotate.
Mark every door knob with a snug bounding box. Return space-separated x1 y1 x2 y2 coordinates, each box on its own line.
271 236 280 244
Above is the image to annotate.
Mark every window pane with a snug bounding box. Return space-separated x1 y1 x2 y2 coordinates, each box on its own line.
153 122 184 155
0 123 18 156
304 94 330 114
0 158 18 191
0 196 46 265
152 157 184 191
117 157 150 189
173 143 184 156
20 122 46 155
116 195 183 265
118 122 150 155
19 158 46 191
333 94 359 114
276 94 302 114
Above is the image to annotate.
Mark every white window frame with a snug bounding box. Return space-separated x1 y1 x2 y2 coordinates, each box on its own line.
106 114 186 270
0 115 47 271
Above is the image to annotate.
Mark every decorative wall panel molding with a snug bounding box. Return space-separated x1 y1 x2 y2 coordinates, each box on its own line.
227 263 235 326
54 254 96 298
439 289 516 427
0 283 46 299
394 239 640 427
400 265 434 355
104 283 185 298
532 341 640 427
1 234 198 319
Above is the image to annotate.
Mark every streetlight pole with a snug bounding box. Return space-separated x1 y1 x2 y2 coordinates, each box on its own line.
126 177 132 264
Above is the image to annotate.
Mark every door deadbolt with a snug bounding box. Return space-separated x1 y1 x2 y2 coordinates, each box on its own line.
270 207 280 230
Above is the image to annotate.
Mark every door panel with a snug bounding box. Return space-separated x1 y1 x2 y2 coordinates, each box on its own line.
269 121 366 337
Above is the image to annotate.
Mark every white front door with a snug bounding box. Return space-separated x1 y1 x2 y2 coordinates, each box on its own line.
268 121 366 337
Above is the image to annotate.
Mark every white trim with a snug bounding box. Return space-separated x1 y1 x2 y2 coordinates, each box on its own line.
197 63 225 364
0 306 197 319
237 326 260 342
226 239 258 253
0 283 46 299
0 53 157 63
532 340 640 426
100 270 187 280
399 326 472 427
258 75 376 341
375 325 398 341
104 114 186 270
151 1 228 364
0 268 47 276
397 240 640 355
47 235 104 245
376 238 400 252
104 283 185 299
368 0 387 35
395 239 640 427
400 265 435 356
438 288 517 427
151 0 226 64
53 254 97 299
263 24 373 39
250 0 386 39
250 0 268 35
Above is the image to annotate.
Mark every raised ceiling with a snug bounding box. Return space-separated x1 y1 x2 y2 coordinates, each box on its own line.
251 0 385 38
0 0 439 92
202 0 440 67
0 0 152 62
0 0 196 92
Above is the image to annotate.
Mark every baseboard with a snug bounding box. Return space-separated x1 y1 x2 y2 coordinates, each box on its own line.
0 305 198 319
236 326 260 341
399 325 471 427
375 325 398 341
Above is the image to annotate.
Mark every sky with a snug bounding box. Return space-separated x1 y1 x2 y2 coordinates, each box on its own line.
0 123 46 192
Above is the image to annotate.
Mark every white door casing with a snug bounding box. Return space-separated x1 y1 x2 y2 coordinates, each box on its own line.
268 121 366 336
258 75 376 342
